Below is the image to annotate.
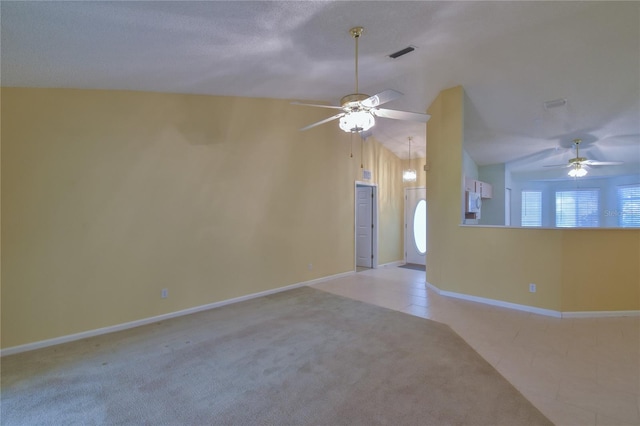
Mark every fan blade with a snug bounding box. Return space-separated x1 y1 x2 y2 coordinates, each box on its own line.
361 90 403 108
299 113 344 131
291 101 344 110
373 108 430 123
543 164 572 168
596 134 640 146
583 160 624 166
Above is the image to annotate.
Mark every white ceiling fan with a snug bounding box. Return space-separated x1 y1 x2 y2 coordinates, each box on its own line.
293 27 430 133
544 138 624 177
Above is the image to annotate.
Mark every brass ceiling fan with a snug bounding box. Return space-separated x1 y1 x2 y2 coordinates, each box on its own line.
293 27 430 132
544 138 624 177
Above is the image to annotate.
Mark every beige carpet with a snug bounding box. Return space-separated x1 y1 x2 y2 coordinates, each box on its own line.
1 287 552 425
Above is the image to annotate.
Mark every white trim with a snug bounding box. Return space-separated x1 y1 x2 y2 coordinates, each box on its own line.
425 281 440 293
426 281 561 317
562 310 640 318
0 271 355 357
439 290 562 318
426 281 640 318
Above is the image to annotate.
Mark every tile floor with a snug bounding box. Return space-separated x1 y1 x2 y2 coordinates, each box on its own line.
311 265 640 426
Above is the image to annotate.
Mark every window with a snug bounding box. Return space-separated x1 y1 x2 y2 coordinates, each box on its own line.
521 191 542 227
555 190 599 227
413 199 427 254
617 184 640 227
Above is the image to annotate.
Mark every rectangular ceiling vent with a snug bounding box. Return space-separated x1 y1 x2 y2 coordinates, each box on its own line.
543 98 567 110
389 46 416 59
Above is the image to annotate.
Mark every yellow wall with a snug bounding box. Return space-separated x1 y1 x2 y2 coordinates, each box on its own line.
1 88 404 349
6 85 634 350
361 139 407 265
426 86 640 312
561 230 639 311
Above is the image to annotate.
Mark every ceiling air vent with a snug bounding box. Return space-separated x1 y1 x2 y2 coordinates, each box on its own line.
543 98 567 110
389 46 416 59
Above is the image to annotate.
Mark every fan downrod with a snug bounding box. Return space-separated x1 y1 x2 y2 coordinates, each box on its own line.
570 139 587 164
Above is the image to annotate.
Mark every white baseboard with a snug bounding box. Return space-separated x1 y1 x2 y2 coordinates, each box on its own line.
0 270 355 357
426 281 639 319
562 310 640 318
425 281 441 293
426 281 559 316
438 288 561 318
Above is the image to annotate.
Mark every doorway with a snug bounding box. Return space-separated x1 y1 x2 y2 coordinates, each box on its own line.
405 187 427 266
355 182 378 270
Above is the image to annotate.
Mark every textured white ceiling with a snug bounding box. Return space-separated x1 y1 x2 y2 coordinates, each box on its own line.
2 1 639 174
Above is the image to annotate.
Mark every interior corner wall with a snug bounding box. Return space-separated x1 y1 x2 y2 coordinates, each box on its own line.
426 86 639 313
1 87 405 349
361 136 407 265
424 86 465 288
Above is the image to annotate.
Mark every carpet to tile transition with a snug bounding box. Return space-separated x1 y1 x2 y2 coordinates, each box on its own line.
1 287 552 425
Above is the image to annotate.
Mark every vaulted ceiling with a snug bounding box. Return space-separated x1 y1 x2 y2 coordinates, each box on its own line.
2 1 639 175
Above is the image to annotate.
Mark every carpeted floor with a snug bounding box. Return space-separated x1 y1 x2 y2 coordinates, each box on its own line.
1 287 552 425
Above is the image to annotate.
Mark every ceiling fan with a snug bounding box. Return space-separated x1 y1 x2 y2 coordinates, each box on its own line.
544 138 623 177
293 27 430 132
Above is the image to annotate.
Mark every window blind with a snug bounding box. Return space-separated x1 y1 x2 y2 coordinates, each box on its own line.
617 184 640 227
555 190 599 227
521 191 542 227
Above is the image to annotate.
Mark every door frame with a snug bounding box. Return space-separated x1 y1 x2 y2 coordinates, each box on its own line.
354 181 378 270
404 186 427 265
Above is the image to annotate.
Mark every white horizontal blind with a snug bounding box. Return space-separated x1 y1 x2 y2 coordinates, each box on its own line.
521 191 542 227
617 184 640 227
555 190 599 227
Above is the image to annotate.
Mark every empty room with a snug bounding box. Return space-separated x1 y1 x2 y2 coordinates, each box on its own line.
1 2 639 425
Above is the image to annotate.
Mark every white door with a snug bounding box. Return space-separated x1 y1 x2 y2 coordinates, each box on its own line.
405 187 427 265
356 186 373 268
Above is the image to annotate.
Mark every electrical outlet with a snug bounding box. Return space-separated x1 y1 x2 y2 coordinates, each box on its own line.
161 288 168 298
308 263 313 271
529 283 536 293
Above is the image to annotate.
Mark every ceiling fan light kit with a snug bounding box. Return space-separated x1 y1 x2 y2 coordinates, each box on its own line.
339 110 375 132
294 26 430 135
568 164 587 178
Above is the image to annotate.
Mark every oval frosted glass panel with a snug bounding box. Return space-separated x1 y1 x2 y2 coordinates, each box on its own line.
413 200 427 254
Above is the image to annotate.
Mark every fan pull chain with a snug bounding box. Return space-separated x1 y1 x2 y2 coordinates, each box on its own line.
350 131 354 158
360 133 364 169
